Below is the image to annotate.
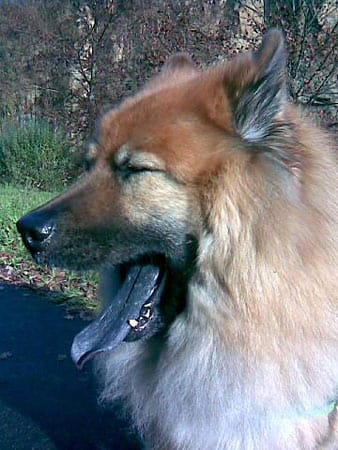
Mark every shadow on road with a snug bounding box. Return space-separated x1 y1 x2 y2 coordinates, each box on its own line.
0 283 140 450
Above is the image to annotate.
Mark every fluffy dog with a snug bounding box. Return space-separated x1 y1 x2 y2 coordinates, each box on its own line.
17 30 338 449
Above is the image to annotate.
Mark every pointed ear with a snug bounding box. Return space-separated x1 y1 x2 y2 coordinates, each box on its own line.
146 53 197 91
161 53 196 75
225 29 293 154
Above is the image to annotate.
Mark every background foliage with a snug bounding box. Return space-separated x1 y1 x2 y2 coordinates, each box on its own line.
0 0 336 153
0 119 75 189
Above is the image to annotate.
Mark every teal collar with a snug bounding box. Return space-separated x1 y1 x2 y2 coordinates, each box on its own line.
282 401 337 425
301 401 337 420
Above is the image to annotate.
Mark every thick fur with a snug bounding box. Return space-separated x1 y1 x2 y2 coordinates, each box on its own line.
18 31 338 449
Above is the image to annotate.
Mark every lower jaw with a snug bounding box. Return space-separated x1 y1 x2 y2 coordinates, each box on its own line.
71 256 171 368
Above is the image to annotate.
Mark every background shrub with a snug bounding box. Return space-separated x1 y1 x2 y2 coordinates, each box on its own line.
0 119 76 190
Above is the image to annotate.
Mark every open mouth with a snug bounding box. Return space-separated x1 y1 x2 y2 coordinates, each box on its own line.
71 256 168 369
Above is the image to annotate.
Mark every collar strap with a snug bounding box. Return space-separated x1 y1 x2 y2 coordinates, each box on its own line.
301 401 337 420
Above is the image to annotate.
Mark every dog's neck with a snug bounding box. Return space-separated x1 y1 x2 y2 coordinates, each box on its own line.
189 189 337 353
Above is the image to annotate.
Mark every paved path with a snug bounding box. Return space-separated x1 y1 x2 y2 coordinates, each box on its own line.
0 283 140 450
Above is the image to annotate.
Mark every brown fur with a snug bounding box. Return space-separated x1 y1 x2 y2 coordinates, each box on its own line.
18 31 338 449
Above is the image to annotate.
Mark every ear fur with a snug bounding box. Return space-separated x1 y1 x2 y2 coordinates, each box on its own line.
224 29 296 162
145 52 197 92
161 53 196 75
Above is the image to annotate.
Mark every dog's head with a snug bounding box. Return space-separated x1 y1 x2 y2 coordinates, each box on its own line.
17 30 295 367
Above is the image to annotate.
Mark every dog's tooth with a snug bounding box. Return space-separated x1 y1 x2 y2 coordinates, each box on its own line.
128 319 139 328
143 302 152 308
142 309 151 319
138 317 149 330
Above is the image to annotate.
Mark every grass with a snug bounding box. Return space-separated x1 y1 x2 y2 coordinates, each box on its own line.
0 184 99 315
0 119 76 190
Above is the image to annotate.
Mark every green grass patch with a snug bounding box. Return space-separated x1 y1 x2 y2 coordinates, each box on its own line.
0 184 99 314
0 184 54 259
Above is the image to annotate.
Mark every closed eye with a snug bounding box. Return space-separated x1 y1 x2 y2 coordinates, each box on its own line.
113 148 166 178
118 163 162 178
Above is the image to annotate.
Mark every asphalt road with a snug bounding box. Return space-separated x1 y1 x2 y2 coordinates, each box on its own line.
0 283 140 450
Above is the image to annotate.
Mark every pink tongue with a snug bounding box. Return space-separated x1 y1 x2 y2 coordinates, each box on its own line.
71 264 162 369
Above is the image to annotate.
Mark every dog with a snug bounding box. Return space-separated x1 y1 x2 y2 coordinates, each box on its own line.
17 30 338 449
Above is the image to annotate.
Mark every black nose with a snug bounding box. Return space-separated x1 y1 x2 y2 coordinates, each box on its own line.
16 211 55 255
